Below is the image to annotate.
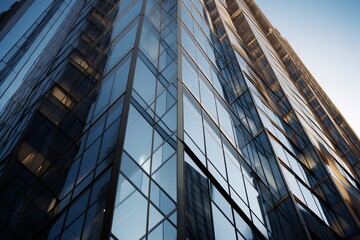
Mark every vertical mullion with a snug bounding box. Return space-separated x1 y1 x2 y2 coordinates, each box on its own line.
100 0 148 237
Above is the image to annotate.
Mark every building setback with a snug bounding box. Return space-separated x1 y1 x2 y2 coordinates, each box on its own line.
0 0 359 239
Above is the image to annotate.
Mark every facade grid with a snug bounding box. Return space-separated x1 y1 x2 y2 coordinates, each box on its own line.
0 0 359 239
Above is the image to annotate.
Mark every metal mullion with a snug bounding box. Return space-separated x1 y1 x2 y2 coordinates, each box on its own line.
177 0 186 237
183 142 267 239
99 0 148 237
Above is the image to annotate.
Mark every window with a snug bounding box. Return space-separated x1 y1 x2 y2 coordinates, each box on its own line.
52 86 74 109
17 142 50 176
70 53 94 75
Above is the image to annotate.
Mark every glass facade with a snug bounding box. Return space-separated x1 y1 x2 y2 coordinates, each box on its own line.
0 0 359 239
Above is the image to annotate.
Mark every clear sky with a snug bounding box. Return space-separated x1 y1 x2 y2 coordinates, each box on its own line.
255 0 360 137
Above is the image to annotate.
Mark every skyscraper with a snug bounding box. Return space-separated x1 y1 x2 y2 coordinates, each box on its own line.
0 0 359 239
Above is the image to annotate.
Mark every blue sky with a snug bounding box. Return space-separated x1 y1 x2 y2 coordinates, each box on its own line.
255 0 360 137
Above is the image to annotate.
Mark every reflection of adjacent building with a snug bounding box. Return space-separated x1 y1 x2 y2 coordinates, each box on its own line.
0 0 119 238
0 0 34 40
0 0 70 112
185 161 215 240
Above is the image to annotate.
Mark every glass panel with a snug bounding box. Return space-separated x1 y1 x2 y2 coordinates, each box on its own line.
132 58 156 105
86 115 105 147
148 204 164 231
106 20 138 71
124 105 153 170
140 20 160 63
106 97 124 128
112 176 148 240
155 89 176 119
60 159 80 199
244 178 263 222
90 170 111 205
196 47 211 80
169 211 177 226
52 86 74 108
185 160 214 240
121 152 149 196
282 166 306 203
152 155 177 200
110 55 131 104
180 4 193 32
99 120 119 161
77 137 101 184
119 0 135 13
211 185 232 220
61 214 84 240
182 53 199 100
199 73 217 120
183 90 204 152
152 142 175 173
148 220 176 240
216 98 235 142
17 142 50 176
227 158 246 202
234 211 254 240
181 24 196 58
47 215 65 239
111 0 141 41
66 191 90 227
150 181 176 216
82 203 104 240
159 102 177 133
212 203 236 240
204 118 226 177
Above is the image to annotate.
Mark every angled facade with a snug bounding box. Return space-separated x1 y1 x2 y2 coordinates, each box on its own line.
0 0 359 239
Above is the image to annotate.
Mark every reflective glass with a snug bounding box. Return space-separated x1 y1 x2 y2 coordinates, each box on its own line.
99 120 120 161
181 25 196 58
234 211 254 240
148 204 164 230
183 90 204 151
61 214 84 240
77 137 101 184
244 178 263 222
140 20 160 63
106 20 138 71
152 155 177 200
199 74 217 120
204 118 226 176
124 105 153 169
110 55 131 104
227 159 247 202
180 4 193 32
148 220 176 240
182 53 199 100
65 190 90 227
150 181 176 215
212 203 237 240
121 152 149 195
211 185 232 220
152 142 175 172
132 58 156 105
111 0 141 41
217 98 235 142
112 177 148 240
